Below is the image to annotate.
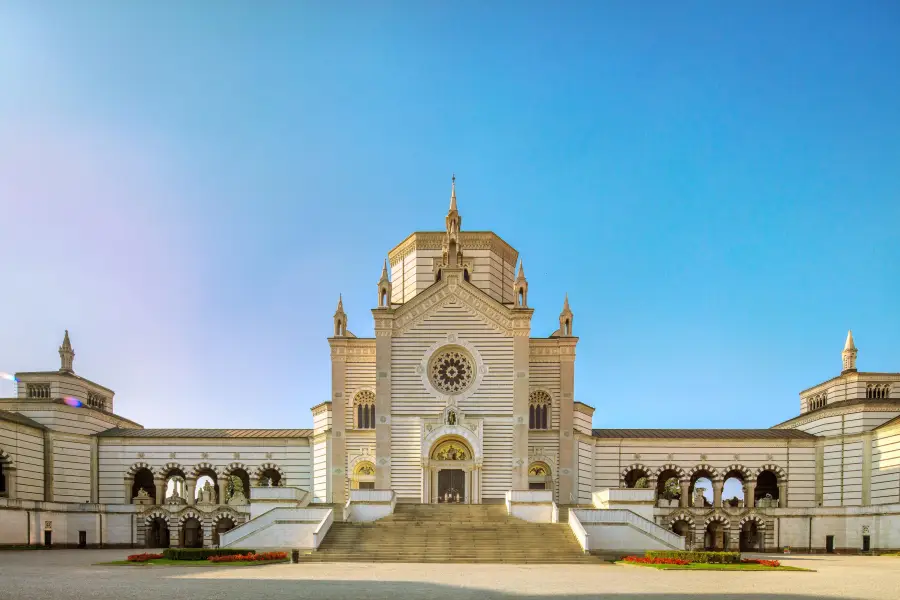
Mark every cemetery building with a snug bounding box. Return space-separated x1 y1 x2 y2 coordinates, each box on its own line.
1 179 899 554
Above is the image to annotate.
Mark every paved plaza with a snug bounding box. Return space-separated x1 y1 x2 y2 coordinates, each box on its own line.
0 550 898 600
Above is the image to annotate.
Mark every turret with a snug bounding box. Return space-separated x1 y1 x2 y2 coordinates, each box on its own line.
59 330 75 374
333 295 347 337
513 261 528 308
377 259 392 308
842 329 857 373
559 294 574 337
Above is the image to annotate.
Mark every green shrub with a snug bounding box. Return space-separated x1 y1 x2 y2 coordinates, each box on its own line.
162 548 256 561
645 550 741 564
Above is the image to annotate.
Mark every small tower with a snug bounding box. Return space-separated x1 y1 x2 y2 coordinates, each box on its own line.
442 174 463 268
333 295 347 337
59 330 75 374
513 261 528 308
559 294 574 337
842 329 857 373
377 259 392 308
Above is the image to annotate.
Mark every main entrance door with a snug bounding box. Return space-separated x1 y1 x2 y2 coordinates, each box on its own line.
438 469 465 503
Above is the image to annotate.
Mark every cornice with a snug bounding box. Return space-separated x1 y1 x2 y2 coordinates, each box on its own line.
388 231 518 266
771 401 900 430
330 342 377 362
310 401 332 416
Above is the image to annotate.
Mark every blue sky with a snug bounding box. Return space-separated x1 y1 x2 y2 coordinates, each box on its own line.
1 1 898 431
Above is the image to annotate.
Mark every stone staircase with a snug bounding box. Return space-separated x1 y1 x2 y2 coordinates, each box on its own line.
298 503 605 563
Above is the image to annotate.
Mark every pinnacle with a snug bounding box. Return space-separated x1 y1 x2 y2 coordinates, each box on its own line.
844 329 856 351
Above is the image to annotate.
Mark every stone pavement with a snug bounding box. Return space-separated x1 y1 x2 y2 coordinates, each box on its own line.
1 550 898 600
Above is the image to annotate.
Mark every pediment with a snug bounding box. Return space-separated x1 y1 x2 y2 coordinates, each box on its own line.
392 271 516 337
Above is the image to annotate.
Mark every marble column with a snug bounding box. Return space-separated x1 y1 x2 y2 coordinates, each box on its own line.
185 477 197 506
778 482 787 507
123 478 133 504
713 479 724 508
154 478 165 505
680 481 691 508
745 481 756 508
218 479 228 506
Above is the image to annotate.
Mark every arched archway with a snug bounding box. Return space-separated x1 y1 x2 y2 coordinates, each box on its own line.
131 468 155 503
721 465 750 508
181 516 203 548
427 436 476 504
145 515 170 548
688 465 718 508
0 449 14 498
528 461 552 491
739 516 765 552
255 463 285 487
224 464 251 504
755 465 784 507
212 515 236 546
621 464 651 489
704 515 730 551
352 461 376 490
655 465 684 506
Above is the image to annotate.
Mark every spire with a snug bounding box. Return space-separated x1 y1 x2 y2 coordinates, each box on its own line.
442 174 463 268
844 329 856 351
559 294 573 336
377 259 392 307
449 173 457 212
59 330 75 374
841 329 858 373
513 260 528 307
333 294 347 337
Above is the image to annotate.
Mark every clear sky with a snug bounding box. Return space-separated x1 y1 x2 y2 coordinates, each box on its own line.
1 1 898 432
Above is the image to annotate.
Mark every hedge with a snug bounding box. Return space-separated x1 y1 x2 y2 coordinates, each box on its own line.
163 548 256 561
645 551 741 564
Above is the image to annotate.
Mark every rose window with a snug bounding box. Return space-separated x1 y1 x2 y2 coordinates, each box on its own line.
429 347 475 394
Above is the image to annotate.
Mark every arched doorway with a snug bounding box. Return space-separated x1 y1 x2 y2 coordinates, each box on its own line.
704 517 729 551
212 516 235 546
528 462 552 491
426 437 476 504
756 470 780 506
671 519 693 548
182 517 203 548
740 519 763 552
351 461 376 490
146 517 170 548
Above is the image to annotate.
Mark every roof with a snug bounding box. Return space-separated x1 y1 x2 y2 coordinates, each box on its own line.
97 427 313 439
14 371 115 394
771 398 900 428
875 414 900 431
592 428 816 440
0 409 48 430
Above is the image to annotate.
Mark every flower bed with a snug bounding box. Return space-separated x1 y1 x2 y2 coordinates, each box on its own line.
742 558 781 567
624 556 690 566
645 550 741 564
208 551 287 563
127 553 164 562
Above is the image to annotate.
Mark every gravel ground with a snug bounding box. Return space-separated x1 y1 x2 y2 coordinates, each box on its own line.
0 550 897 600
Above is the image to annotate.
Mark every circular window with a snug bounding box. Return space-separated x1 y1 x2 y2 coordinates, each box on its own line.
428 347 475 394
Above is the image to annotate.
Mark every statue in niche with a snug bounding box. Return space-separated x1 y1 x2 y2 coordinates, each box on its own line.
136 488 150 498
198 481 216 504
447 410 457 425
227 475 248 505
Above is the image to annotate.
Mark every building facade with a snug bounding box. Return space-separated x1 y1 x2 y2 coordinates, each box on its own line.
1 180 899 552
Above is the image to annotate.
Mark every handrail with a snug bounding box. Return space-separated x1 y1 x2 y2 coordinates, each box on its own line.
551 501 559 524
568 509 590 552
574 509 683 549
312 509 334 549
220 508 331 547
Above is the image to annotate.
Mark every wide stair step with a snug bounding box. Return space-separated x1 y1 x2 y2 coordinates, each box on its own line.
299 503 604 564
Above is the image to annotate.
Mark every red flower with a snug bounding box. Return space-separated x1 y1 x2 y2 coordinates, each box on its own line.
127 553 163 562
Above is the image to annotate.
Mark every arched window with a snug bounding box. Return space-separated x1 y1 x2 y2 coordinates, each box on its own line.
354 390 376 430
868 384 891 399
529 390 551 430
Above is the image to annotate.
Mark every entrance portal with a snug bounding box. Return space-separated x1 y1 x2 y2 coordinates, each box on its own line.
438 469 465 503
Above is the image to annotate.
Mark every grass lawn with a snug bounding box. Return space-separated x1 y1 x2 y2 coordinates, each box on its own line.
97 558 288 567
615 561 812 572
